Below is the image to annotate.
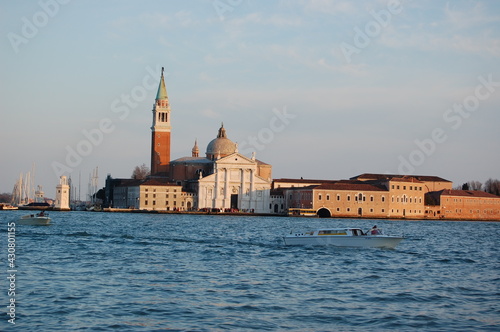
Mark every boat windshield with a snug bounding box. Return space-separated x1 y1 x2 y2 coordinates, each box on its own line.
318 230 347 236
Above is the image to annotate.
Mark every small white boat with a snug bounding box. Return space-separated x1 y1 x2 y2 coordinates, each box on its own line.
0 204 18 210
17 212 51 225
283 227 404 248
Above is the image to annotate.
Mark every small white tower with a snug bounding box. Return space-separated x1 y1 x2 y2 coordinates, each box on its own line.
55 176 70 210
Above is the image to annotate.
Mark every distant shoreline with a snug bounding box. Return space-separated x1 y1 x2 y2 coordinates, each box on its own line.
3 206 498 221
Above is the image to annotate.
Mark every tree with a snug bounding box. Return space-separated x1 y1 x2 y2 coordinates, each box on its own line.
484 178 500 196
0 192 12 203
131 164 150 180
461 183 469 190
468 181 482 191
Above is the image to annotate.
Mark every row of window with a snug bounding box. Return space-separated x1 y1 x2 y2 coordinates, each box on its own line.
157 112 168 122
391 196 422 204
391 209 423 214
144 200 184 206
391 184 423 191
446 198 500 204
318 193 386 202
329 208 423 214
445 209 500 214
317 193 423 204
144 188 178 192
145 194 177 199
332 207 385 213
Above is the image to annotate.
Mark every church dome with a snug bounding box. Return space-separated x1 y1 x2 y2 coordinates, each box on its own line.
206 124 237 160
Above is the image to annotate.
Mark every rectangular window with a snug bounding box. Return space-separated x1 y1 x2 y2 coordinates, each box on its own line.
319 194 322 200
337 195 340 201
347 195 351 201
326 195 330 201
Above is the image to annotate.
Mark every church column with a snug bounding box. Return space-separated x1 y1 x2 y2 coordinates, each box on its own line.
249 169 255 211
213 168 219 208
224 168 229 209
240 169 245 210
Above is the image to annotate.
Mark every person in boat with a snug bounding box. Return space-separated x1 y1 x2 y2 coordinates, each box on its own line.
370 225 381 235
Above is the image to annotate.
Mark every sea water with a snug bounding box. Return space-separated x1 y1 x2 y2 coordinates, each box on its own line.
1 211 498 331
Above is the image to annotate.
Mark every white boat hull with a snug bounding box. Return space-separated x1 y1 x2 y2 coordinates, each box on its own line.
283 235 403 248
17 216 51 225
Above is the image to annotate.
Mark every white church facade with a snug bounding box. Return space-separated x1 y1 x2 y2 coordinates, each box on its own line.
105 69 273 213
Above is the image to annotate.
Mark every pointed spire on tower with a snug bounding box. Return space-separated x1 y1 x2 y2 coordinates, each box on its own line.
156 67 168 100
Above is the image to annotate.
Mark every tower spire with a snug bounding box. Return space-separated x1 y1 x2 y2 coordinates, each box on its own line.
156 67 168 100
192 139 200 157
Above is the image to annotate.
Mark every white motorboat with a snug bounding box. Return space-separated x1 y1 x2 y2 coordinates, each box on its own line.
17 212 51 225
283 227 404 248
0 204 18 210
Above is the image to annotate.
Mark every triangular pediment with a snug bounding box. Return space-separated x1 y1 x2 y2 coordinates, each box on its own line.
215 152 256 165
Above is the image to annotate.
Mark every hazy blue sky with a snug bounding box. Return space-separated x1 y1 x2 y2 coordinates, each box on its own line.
1 0 499 199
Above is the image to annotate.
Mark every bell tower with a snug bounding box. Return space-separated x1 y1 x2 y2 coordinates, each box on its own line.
150 67 171 175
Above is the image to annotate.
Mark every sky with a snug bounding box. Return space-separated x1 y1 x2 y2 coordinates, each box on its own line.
1 0 499 199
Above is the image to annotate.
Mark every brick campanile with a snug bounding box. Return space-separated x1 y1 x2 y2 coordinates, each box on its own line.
150 67 171 175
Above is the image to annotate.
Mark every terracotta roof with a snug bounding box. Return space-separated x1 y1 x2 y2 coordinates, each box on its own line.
315 181 387 192
389 177 424 183
351 173 451 183
273 178 337 184
439 189 500 198
141 178 180 187
171 157 213 164
256 159 271 166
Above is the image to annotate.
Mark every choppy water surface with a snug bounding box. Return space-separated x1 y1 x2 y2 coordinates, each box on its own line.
1 211 499 331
